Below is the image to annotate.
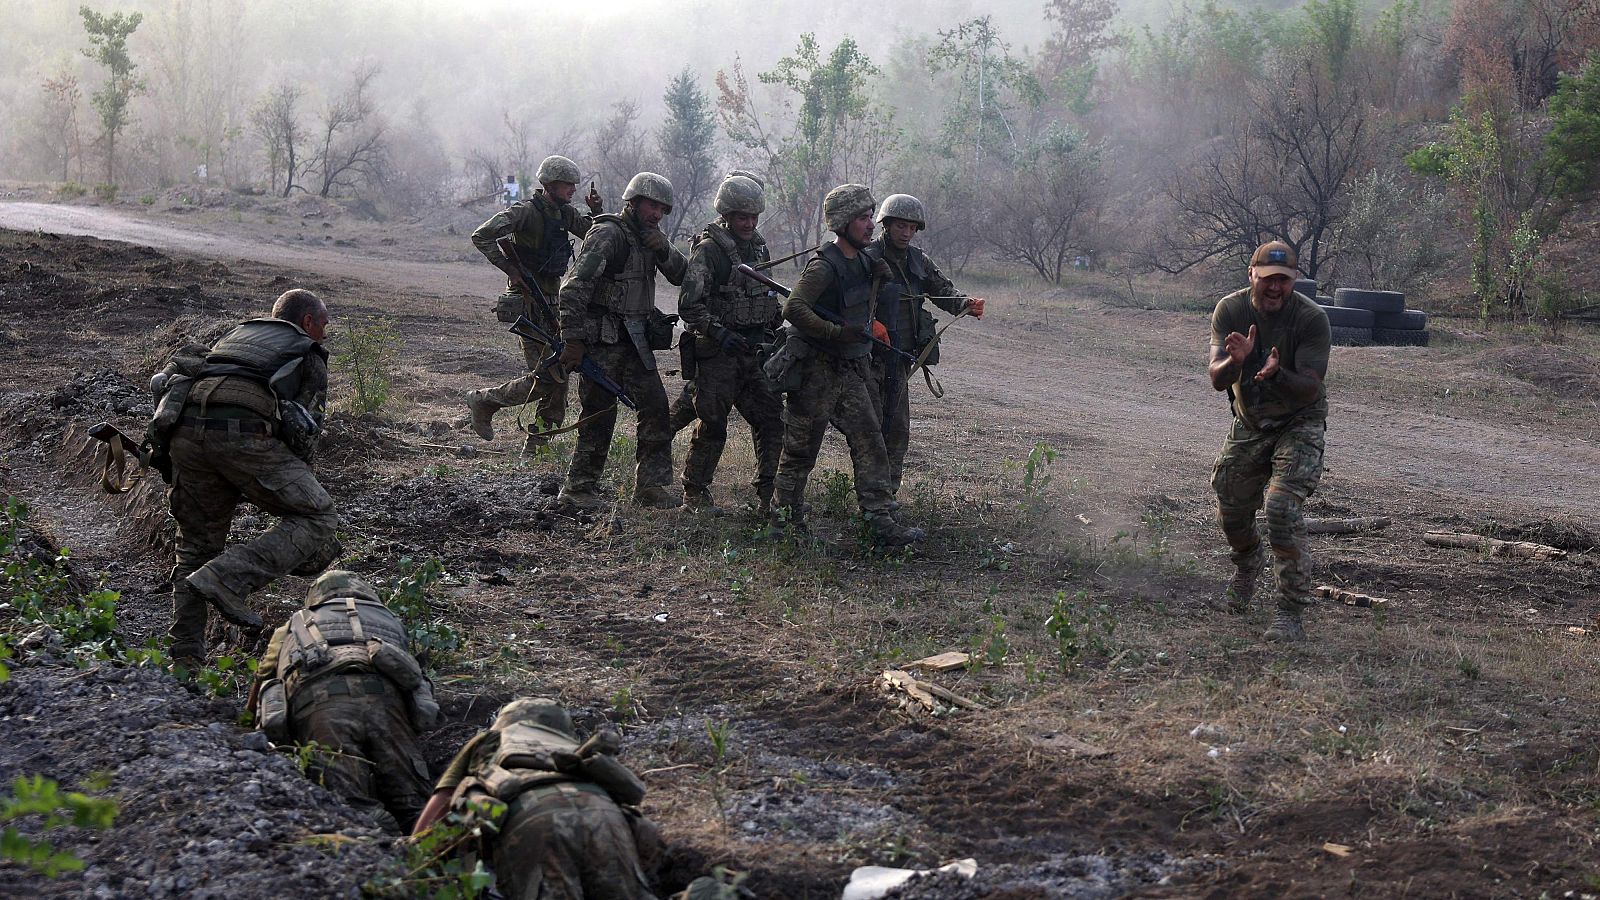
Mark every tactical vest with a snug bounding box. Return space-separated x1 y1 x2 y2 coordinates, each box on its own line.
274 596 415 697
469 720 648 809
807 243 876 359
696 224 777 331
591 214 655 320
513 195 575 278
187 319 319 418
875 243 930 352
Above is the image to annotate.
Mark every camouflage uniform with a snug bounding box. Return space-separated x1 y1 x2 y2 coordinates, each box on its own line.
867 238 968 495
1210 287 1330 614
252 571 436 833
773 244 898 530
167 318 338 658
470 191 594 434
435 699 660 900
672 221 784 507
558 206 687 498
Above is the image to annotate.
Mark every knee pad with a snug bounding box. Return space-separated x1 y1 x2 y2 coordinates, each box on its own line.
1265 489 1301 548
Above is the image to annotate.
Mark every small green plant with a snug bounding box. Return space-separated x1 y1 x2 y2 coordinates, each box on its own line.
818 469 855 518
706 718 733 767
610 685 636 721
365 796 502 899
139 193 154 205
1021 441 1057 508
426 462 456 478
1457 655 1482 681
332 316 401 415
0 775 117 877
383 557 459 669
1043 590 1118 672
192 654 257 698
970 614 1010 667
92 183 117 202
56 181 87 199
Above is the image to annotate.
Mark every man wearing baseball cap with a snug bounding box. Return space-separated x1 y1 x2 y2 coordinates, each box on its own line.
1206 240 1330 643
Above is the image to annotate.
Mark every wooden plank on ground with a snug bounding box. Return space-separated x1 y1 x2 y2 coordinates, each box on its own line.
905 651 970 673
1423 530 1567 561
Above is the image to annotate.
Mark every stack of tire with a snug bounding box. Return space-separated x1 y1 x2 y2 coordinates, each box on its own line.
1295 279 1429 347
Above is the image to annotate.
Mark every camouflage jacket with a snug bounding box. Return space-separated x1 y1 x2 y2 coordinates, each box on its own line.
471 191 593 296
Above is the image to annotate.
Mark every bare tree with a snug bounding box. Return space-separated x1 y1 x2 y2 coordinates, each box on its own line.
251 81 303 196
594 99 656 193
38 71 84 182
983 125 1103 283
501 110 533 184
308 64 388 198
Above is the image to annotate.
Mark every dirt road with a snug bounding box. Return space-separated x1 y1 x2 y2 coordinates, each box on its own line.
6 199 1596 524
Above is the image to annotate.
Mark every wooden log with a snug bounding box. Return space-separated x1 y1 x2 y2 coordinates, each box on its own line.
1314 585 1390 608
905 651 970 673
1305 516 1391 535
879 670 985 712
1422 530 1567 561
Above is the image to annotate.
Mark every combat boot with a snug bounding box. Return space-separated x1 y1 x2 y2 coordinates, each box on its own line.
522 430 550 455
1264 609 1306 643
683 486 725 517
1222 543 1265 614
558 485 607 510
869 513 926 548
185 568 263 631
633 486 683 510
768 503 809 539
465 390 497 441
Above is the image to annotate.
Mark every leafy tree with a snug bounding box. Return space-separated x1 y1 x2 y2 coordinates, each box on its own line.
78 5 144 186
658 68 718 239
1546 53 1600 197
928 17 1043 163
983 124 1103 283
1040 0 1124 112
37 71 84 183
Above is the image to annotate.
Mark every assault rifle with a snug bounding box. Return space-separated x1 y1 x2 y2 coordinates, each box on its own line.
733 263 915 362
497 237 636 411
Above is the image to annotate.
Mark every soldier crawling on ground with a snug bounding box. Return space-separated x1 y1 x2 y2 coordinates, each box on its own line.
248 570 440 832
466 155 605 454
1207 240 1331 643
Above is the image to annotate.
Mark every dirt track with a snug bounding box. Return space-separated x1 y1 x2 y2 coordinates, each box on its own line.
3 202 1600 898
4 200 1597 524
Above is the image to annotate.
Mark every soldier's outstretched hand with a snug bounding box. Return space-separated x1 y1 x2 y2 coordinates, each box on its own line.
1254 347 1280 381
965 297 986 318
586 182 604 214
1223 324 1257 365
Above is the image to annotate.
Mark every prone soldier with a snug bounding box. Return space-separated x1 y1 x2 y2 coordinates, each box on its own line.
466 155 604 452
249 570 440 832
1207 241 1331 643
413 698 661 899
867 194 985 496
671 174 784 515
555 172 688 509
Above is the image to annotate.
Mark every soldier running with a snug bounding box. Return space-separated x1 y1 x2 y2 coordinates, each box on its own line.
670 174 784 515
466 155 604 453
1207 240 1331 643
867 194 985 496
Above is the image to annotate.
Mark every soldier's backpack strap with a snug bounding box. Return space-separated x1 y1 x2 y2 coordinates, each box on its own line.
344 597 365 644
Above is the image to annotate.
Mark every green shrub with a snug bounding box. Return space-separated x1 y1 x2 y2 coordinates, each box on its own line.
333 317 401 415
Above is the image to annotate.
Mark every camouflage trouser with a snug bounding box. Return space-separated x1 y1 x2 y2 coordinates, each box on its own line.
167 423 339 658
773 354 894 520
1210 416 1326 612
566 342 672 494
289 672 432 833
867 354 912 496
679 351 783 501
480 329 571 431
494 782 656 900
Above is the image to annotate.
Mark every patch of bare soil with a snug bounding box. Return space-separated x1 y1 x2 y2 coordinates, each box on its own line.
4 222 1600 899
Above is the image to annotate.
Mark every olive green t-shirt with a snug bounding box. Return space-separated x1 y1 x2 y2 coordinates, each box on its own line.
1210 288 1330 428
434 730 495 792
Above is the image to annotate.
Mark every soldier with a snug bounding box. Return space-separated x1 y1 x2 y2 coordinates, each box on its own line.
867 194 985 496
768 184 924 546
413 697 661 899
247 570 439 832
671 174 784 515
1207 240 1331 643
163 288 339 667
555 171 688 509
466 155 604 453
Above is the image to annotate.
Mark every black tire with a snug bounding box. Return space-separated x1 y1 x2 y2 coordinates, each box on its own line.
1319 304 1375 328
1372 327 1429 347
1334 288 1405 313
1295 279 1318 299
1330 325 1372 346
1373 309 1427 330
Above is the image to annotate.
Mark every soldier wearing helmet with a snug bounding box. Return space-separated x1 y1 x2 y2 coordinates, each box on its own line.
247 570 441 832
465 155 605 454
665 174 785 515
768 184 924 546
553 171 689 509
868 193 986 497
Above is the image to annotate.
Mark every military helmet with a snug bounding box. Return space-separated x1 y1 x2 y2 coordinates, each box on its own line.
823 184 875 232
727 168 765 188
875 193 927 231
535 155 581 186
492 697 578 739
714 175 765 216
622 172 675 210
305 570 380 608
